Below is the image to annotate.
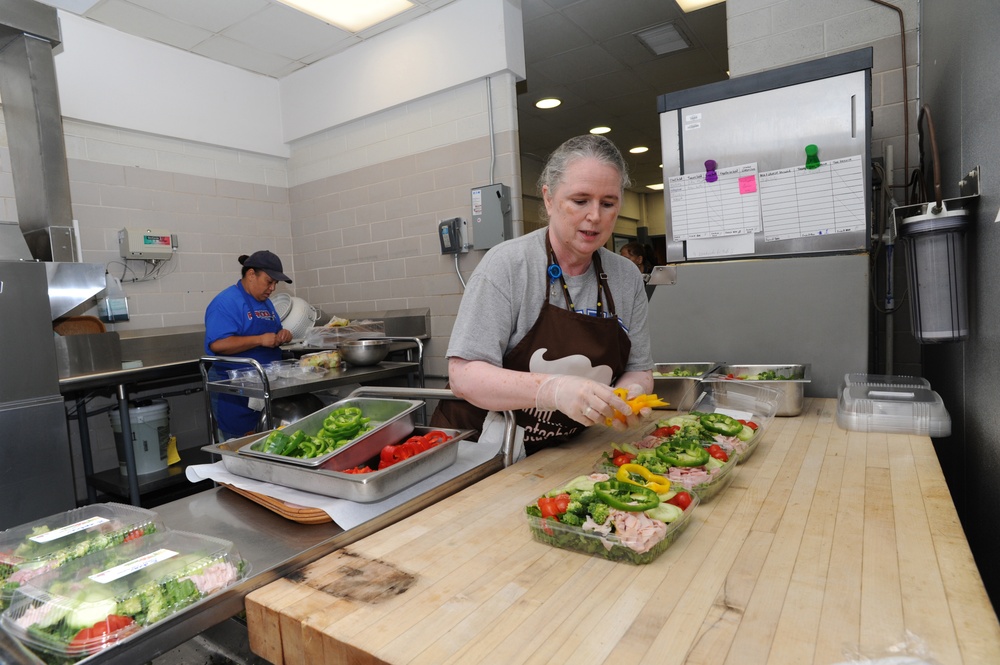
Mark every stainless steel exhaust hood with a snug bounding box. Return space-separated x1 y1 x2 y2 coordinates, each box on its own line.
0 0 106 318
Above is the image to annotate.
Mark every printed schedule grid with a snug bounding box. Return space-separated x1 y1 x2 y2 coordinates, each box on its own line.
760 156 866 241
668 166 762 241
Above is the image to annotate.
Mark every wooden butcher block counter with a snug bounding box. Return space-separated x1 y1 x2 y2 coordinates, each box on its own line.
245 398 1000 664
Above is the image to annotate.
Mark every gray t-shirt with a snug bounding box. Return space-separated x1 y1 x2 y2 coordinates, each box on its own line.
447 227 653 373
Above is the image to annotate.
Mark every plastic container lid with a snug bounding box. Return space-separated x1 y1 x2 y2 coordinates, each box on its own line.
0 503 162 609
836 385 951 437
1 530 247 661
688 381 781 463
843 373 931 389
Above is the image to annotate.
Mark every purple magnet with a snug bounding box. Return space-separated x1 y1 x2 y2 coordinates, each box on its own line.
705 159 718 183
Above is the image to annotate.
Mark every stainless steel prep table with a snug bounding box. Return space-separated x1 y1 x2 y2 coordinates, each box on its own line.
59 359 204 507
62 345 424 506
9 389 512 665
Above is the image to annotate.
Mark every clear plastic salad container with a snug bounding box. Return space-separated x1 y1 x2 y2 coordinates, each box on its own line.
688 381 781 463
1 530 248 662
836 385 951 437
0 503 162 610
843 373 931 389
524 475 699 564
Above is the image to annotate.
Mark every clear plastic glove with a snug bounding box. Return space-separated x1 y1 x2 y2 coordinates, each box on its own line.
611 383 654 431
536 375 631 427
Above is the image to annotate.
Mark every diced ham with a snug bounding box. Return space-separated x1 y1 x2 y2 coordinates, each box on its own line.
609 509 667 553
182 562 238 595
666 465 718 489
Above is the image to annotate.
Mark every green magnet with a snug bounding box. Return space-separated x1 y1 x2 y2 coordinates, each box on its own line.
805 144 820 169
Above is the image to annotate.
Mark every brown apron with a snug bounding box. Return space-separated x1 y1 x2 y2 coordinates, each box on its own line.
433 238 632 455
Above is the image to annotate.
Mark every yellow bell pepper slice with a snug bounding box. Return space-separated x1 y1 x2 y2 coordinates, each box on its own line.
616 463 671 494
605 389 670 425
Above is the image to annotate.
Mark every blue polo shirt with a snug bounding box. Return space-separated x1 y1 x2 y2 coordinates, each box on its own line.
205 281 283 437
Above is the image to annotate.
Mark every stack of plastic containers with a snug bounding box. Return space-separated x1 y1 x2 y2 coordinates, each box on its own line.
836 373 951 437
0 505 247 661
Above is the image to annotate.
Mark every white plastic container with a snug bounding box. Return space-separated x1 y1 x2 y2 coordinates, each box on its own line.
108 400 170 475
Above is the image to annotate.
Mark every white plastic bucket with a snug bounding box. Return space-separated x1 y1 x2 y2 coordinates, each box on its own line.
109 399 170 475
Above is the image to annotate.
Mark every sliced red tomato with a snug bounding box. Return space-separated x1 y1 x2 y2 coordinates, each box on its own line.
651 425 680 438
538 493 571 520
707 444 729 462
665 491 693 510
612 452 636 467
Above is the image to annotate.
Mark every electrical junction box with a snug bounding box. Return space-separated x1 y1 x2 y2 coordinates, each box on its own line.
119 228 173 259
471 183 512 250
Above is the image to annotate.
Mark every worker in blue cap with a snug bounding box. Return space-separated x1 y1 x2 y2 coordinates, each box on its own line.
205 250 294 439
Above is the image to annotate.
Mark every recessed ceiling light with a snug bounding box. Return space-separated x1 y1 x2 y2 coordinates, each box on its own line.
276 0 414 32
590 126 611 135
635 22 691 56
535 98 561 109
675 0 726 12
646 183 665 191
630 146 649 154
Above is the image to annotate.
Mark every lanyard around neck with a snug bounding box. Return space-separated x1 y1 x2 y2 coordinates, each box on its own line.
545 234 610 315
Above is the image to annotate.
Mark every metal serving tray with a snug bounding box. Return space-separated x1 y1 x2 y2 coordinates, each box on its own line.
204 426 474 503
703 364 811 417
651 362 718 411
238 397 422 467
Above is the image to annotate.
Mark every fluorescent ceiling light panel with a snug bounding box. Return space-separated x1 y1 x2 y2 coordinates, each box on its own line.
636 22 690 56
675 0 726 12
277 0 415 32
646 183 665 191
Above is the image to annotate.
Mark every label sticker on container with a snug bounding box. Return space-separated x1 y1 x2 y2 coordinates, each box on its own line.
30 517 110 544
90 549 178 584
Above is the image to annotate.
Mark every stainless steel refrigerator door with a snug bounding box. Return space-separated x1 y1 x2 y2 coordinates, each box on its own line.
0 395 75 529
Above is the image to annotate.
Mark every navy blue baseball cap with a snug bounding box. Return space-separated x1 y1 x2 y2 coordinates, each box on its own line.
242 250 292 283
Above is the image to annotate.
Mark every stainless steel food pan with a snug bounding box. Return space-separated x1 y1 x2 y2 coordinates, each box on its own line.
238 397 422 467
703 364 811 416
651 362 718 411
204 426 474 503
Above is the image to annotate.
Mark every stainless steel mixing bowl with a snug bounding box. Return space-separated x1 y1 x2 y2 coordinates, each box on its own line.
339 339 391 366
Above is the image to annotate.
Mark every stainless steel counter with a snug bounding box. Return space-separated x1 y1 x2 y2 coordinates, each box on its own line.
4 454 503 664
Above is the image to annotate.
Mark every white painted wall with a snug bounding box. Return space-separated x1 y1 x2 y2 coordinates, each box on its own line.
280 0 525 143
54 13 287 157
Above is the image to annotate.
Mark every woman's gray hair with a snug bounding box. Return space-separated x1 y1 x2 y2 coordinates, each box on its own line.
537 134 632 198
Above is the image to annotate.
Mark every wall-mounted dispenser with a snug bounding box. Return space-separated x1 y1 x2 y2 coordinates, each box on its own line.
891 108 980 343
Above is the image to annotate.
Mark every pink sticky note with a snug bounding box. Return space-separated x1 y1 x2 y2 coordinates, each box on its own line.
738 175 757 194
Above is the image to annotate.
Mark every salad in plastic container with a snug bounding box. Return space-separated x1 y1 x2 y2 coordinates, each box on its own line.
684 381 779 463
597 417 739 502
1 530 249 662
0 504 162 610
524 471 698 565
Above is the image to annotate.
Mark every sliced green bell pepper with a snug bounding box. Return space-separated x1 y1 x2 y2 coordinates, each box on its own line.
594 480 659 512
699 412 743 437
655 439 710 467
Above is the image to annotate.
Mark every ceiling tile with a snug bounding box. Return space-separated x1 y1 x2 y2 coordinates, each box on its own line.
222 4 352 61
561 0 683 42
522 12 592 62
191 34 294 77
533 44 624 83
125 0 269 34
86 0 213 50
